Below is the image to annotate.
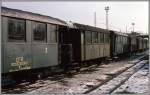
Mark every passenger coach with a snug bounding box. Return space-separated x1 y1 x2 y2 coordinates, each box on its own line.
1 7 68 78
110 30 129 57
137 36 143 52
67 23 110 63
2 7 148 86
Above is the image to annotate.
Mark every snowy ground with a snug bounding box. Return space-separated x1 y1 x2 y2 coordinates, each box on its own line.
90 60 148 94
26 61 133 94
113 63 149 94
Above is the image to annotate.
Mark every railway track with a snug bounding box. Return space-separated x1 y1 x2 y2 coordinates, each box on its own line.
2 54 147 94
113 63 149 94
2 61 108 94
88 55 148 94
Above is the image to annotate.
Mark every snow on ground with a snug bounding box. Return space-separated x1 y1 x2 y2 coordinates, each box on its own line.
113 63 149 94
26 61 133 94
90 61 146 94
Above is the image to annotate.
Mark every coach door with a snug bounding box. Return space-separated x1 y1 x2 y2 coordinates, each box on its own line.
31 21 58 69
58 26 72 65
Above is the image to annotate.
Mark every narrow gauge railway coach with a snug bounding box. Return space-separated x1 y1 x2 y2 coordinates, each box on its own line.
1 7 69 82
145 38 149 50
67 23 110 63
1 7 148 86
128 32 149 53
128 32 138 53
142 38 149 51
110 30 129 57
137 36 143 52
136 34 149 52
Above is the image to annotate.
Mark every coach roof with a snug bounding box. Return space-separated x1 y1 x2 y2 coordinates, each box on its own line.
110 30 128 36
70 23 109 33
1 7 67 26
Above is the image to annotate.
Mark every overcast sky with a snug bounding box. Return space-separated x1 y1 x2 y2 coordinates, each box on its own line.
2 1 148 34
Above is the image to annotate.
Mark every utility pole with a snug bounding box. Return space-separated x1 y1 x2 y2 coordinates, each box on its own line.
104 6 110 58
105 6 109 30
94 12 97 27
131 22 135 33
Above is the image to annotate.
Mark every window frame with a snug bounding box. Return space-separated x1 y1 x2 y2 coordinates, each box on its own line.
92 31 98 43
117 36 119 43
85 31 92 44
98 32 101 43
104 33 109 43
106 33 110 43
119 36 121 43
32 21 47 43
7 17 26 42
98 32 104 43
47 23 58 43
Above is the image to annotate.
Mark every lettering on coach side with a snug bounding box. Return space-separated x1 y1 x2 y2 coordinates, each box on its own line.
9 57 31 72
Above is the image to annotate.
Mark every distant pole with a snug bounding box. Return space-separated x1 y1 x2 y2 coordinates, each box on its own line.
105 6 109 30
94 12 97 27
131 22 135 33
104 6 110 58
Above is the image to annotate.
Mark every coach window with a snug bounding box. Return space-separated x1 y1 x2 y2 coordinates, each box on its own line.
99 33 104 43
49 24 57 43
117 36 119 43
98 33 101 43
124 37 125 44
33 21 47 42
85 31 92 44
123 36 126 44
121 36 123 43
104 34 106 43
122 37 124 44
104 34 109 43
8 18 26 42
119 36 121 43
118 36 120 43
121 36 122 43
107 34 109 43
92 32 98 43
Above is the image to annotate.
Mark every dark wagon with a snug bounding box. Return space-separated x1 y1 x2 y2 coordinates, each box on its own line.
128 32 138 53
128 32 149 53
137 36 144 52
1 7 68 83
142 38 149 51
145 38 149 50
110 30 129 57
67 23 110 63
